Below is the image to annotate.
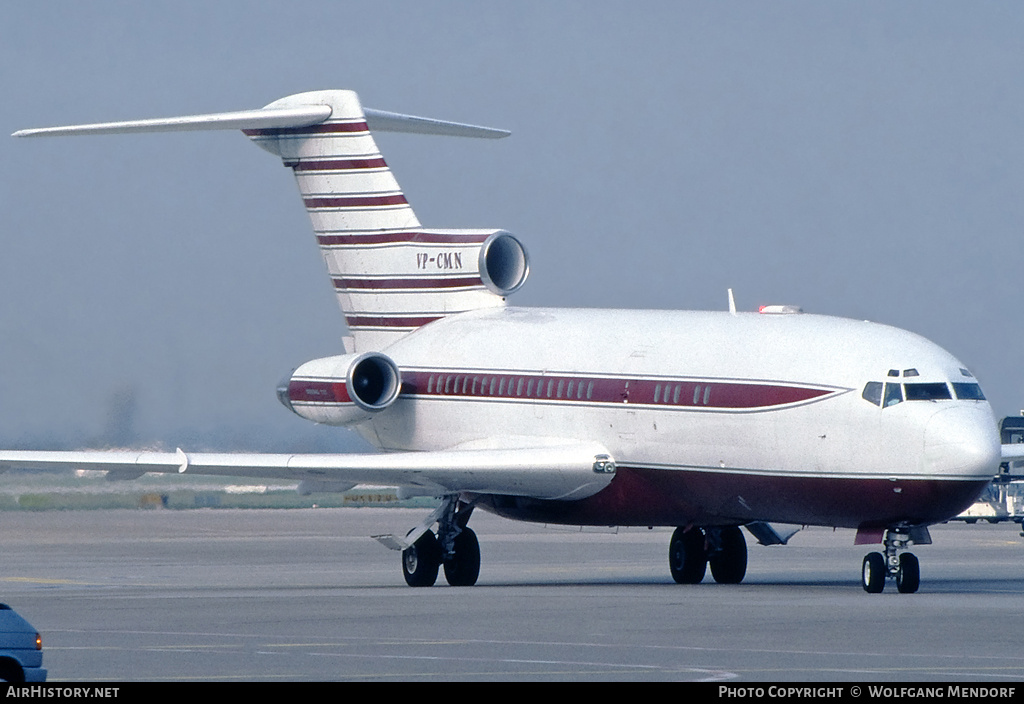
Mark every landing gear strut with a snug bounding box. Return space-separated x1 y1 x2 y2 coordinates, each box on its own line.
861 528 925 594
399 496 481 587
669 526 747 585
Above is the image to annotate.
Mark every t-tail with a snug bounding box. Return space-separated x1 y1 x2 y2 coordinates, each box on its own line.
14 90 529 351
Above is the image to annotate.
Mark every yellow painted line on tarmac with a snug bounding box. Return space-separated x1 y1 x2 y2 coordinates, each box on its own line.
0 576 93 586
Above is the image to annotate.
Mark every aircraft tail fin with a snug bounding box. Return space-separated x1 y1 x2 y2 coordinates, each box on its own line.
14 90 527 352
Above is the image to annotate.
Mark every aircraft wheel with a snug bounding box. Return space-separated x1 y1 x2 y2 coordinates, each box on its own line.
896 552 920 594
443 527 481 587
709 526 747 584
402 531 441 587
862 552 885 593
669 527 707 584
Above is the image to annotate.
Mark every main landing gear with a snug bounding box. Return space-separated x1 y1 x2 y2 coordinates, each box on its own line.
399 497 481 587
861 528 926 594
669 525 748 585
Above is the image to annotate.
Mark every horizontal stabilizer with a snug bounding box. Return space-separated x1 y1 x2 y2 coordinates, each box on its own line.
364 108 509 139
13 101 509 140
12 105 333 138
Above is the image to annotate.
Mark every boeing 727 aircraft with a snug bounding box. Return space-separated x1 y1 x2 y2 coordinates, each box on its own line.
7 90 1018 592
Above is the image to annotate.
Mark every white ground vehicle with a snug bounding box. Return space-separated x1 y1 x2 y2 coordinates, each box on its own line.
954 415 1024 528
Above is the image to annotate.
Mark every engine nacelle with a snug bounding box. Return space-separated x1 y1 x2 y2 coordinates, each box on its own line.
479 230 529 296
277 352 402 426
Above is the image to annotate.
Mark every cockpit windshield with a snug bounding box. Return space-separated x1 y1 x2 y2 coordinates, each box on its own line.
884 382 903 407
861 379 986 406
904 383 952 401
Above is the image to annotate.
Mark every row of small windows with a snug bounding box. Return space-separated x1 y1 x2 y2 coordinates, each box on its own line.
653 383 712 406
861 381 986 407
427 374 596 401
421 374 719 406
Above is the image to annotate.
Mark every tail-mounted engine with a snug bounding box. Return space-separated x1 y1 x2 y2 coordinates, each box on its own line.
277 352 402 426
479 230 529 296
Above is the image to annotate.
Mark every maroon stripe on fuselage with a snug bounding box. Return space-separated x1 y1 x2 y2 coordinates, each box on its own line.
293 158 388 171
631 380 830 408
398 370 835 409
304 194 408 208
287 379 352 404
346 315 443 329
317 231 491 246
242 121 369 137
479 466 990 529
334 276 483 290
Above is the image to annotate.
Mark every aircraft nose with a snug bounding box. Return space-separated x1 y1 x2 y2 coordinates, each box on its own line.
924 406 1000 479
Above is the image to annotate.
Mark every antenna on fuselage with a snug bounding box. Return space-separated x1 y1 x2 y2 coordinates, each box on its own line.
727 288 737 315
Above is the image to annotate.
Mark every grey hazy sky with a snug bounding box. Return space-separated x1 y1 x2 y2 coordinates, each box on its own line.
2 2 1023 451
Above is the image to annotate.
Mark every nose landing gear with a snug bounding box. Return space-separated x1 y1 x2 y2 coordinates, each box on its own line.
861 527 927 593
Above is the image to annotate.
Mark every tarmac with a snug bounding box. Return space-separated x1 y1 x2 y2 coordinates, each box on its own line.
1 508 1022 682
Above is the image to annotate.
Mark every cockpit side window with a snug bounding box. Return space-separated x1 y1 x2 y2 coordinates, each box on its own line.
862 382 883 407
952 383 986 401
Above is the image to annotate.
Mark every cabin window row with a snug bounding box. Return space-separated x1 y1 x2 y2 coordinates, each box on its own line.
419 374 719 407
426 374 596 401
653 383 712 406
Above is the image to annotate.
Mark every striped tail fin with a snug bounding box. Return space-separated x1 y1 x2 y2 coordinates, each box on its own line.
242 90 527 351
14 89 528 353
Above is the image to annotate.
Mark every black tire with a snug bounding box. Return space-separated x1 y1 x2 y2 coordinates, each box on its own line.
669 527 707 584
443 527 481 587
896 552 920 594
709 526 747 584
0 659 24 683
862 552 885 593
402 531 441 587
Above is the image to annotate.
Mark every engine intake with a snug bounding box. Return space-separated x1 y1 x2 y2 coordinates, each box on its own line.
479 231 529 296
348 353 402 410
277 352 402 426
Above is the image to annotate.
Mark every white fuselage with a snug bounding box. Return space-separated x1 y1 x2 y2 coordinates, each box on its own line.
358 306 999 529
13 89 1008 592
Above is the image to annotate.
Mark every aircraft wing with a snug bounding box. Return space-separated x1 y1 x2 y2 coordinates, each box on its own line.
0 442 616 502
